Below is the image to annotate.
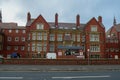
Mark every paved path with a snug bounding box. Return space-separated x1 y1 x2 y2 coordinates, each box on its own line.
0 65 120 71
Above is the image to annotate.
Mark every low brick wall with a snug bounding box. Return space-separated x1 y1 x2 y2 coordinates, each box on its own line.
2 58 120 65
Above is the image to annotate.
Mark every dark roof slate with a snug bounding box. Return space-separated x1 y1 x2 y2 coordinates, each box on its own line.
0 23 25 29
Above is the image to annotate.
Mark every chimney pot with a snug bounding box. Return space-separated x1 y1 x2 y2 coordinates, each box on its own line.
98 16 102 23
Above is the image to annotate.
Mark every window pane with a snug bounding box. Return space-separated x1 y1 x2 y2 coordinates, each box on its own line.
91 25 97 31
36 23 44 29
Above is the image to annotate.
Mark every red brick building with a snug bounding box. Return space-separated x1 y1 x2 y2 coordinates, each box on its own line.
106 17 120 59
0 11 107 59
0 23 26 58
26 12 105 59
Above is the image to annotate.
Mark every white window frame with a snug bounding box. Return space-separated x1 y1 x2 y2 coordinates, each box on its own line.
37 33 42 40
91 25 97 32
21 46 25 51
36 23 44 29
32 33 36 40
7 46 11 50
50 44 54 52
90 34 99 42
32 43 35 51
7 37 12 41
36 43 42 51
77 34 80 42
28 44 30 51
43 33 47 40
14 46 18 50
50 34 55 41
57 34 62 41
15 37 19 42
21 37 25 41
90 44 100 52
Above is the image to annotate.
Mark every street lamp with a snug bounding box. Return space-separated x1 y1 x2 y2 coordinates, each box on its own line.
87 49 90 65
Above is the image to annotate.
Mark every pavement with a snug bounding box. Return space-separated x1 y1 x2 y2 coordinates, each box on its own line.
0 65 120 72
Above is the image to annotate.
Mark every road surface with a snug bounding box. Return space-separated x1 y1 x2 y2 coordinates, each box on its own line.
0 71 120 80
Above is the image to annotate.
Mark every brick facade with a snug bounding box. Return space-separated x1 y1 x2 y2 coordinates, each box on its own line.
0 12 119 59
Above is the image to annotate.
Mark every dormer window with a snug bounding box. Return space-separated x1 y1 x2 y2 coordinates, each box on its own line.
36 23 44 29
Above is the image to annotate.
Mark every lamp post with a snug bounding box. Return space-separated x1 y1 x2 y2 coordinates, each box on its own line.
87 49 90 65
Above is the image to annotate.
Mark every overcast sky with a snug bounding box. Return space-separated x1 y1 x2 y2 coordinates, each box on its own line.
0 0 120 31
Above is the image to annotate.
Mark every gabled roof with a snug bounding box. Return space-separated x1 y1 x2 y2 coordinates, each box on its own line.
106 23 120 37
26 15 50 28
85 17 105 29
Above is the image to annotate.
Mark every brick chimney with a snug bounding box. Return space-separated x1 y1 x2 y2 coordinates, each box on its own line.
98 16 102 23
76 14 80 27
55 13 58 27
27 12 31 22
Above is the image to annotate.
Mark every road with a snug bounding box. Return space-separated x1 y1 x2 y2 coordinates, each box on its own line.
0 71 120 80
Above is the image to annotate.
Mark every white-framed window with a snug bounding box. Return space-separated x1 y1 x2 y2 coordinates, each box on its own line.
91 25 97 32
43 43 47 51
21 37 25 41
15 37 19 41
77 34 80 42
43 33 47 40
37 32 42 40
7 46 11 50
32 33 36 40
16 30 19 33
50 34 55 41
36 43 42 51
21 46 25 51
7 37 12 41
36 23 44 29
57 34 62 41
14 46 18 50
64 33 71 40
28 44 30 51
22 30 26 33
50 44 54 52
90 34 99 42
32 43 35 51
90 44 100 52
81 35 85 42
9 29 12 33
72 34 75 41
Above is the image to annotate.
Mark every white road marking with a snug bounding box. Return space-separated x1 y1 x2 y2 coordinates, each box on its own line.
0 77 23 79
52 75 110 79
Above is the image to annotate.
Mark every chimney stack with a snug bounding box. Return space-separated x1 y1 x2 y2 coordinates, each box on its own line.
76 14 80 27
55 13 58 27
27 12 31 22
0 10 2 23
98 16 102 23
